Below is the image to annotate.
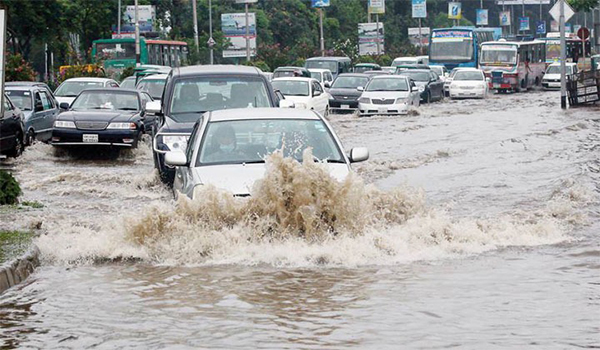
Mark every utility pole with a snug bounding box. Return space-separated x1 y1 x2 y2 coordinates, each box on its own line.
135 0 140 66
245 2 250 61
375 13 380 55
319 8 325 56
418 18 422 55
560 0 567 109
192 0 199 58
209 0 214 64
117 0 121 36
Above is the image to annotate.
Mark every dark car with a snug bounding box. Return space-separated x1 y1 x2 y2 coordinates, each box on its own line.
149 65 282 184
51 88 153 149
398 69 444 103
6 85 60 145
353 63 381 73
0 94 26 158
327 73 371 112
272 66 311 79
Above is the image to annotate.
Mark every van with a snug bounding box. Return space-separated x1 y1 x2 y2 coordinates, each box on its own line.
305 57 351 79
392 56 427 67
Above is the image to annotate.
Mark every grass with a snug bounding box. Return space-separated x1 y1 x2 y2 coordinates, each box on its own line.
0 230 34 264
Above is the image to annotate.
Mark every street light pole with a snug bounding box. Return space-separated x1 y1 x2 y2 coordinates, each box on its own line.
117 0 121 36
192 0 199 57
245 2 250 61
209 0 214 64
376 13 380 55
319 8 325 56
560 0 567 109
135 0 140 66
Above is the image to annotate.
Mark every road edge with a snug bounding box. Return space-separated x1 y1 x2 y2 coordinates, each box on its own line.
0 245 40 295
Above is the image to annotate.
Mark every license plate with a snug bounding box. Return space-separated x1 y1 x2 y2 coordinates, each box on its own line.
549 82 560 87
378 107 388 113
493 83 501 88
83 134 98 143
341 104 350 109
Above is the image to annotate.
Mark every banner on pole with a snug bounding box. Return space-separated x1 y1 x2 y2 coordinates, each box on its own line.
408 27 430 46
221 13 256 58
536 20 546 34
519 17 530 31
476 9 488 26
412 0 426 18
448 2 462 20
122 5 155 33
358 22 384 55
368 0 385 14
497 0 550 4
311 0 330 8
499 11 511 26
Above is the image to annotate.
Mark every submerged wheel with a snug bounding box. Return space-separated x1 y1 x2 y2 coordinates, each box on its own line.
26 129 35 146
323 106 330 117
7 133 24 158
425 91 431 104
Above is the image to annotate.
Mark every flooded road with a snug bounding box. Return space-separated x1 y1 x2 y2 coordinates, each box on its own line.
1 91 599 349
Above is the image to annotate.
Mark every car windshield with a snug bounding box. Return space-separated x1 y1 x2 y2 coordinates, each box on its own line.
546 65 573 74
95 42 136 60
332 76 369 89
453 71 484 81
272 80 309 96
393 59 417 65
366 78 408 91
310 71 322 81
399 71 430 82
431 67 444 76
169 77 271 122
120 78 137 89
273 70 297 79
70 91 139 111
305 60 338 73
5 90 33 111
430 35 474 61
55 81 104 97
480 49 517 65
354 66 374 73
197 119 344 165
137 79 166 99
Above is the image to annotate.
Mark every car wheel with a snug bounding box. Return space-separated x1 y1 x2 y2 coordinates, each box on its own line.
323 106 329 117
7 132 24 158
155 152 175 185
26 129 35 146
426 91 431 104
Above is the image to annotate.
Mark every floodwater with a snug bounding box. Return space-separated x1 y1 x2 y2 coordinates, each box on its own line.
1 91 598 349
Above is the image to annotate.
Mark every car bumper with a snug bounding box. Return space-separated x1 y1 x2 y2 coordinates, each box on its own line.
449 89 486 98
542 81 561 89
358 102 409 116
51 128 139 147
329 99 359 110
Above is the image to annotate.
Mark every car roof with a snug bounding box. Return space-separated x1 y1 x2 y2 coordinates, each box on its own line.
63 77 114 82
6 81 49 87
371 75 407 79
173 65 263 78
274 66 308 71
138 74 169 81
336 73 370 78
208 107 321 122
272 77 314 82
399 69 431 73
306 56 350 61
76 88 139 94
453 68 483 72
307 68 331 72
5 85 43 91
548 62 576 66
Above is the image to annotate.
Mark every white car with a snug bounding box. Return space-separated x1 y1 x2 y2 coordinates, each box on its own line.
358 75 420 117
308 68 334 89
54 77 120 107
272 77 330 116
430 65 448 82
136 73 168 101
542 62 577 90
449 68 489 99
391 56 427 67
166 108 369 198
444 67 469 97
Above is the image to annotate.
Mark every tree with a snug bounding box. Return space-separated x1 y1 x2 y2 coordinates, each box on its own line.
568 0 599 12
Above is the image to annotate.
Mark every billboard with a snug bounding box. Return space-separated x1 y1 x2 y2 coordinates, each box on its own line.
358 22 384 55
235 0 258 3
476 9 488 26
222 13 257 58
408 27 430 47
536 20 546 34
122 5 155 33
368 0 385 14
412 0 426 18
500 11 511 26
497 0 550 4
519 17 530 31
448 2 462 20
311 0 330 7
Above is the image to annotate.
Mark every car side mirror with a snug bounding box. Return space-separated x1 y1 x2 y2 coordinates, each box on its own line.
357 86 364 92
313 90 322 97
324 82 330 88
164 151 188 166
349 147 369 163
59 102 70 110
279 99 295 108
411 86 418 92
146 100 161 115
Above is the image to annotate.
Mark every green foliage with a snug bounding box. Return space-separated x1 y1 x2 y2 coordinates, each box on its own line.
5 54 36 82
119 66 135 82
243 60 271 72
57 64 106 85
0 171 21 206
567 0 599 12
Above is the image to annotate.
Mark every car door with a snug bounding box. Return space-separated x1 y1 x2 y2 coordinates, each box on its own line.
140 92 156 133
409 79 419 106
40 90 58 134
429 72 443 100
312 81 327 115
0 97 17 151
30 91 47 134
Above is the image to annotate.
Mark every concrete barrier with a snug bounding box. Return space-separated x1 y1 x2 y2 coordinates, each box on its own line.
0 245 40 295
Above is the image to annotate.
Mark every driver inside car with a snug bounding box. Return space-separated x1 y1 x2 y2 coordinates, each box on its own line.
204 125 244 162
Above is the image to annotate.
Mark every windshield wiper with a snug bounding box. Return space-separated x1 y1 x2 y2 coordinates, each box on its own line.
118 107 138 111
242 160 266 164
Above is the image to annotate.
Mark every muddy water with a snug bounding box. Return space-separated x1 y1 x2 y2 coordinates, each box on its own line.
1 91 599 349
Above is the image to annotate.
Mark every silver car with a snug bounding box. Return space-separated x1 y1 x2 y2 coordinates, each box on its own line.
166 108 369 198
358 75 420 117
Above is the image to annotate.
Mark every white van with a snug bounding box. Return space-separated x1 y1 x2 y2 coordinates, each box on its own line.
541 62 577 90
392 56 428 67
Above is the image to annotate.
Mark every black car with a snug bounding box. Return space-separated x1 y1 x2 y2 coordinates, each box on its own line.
272 66 311 79
328 73 371 113
51 88 154 149
150 65 282 184
0 94 26 158
398 69 444 103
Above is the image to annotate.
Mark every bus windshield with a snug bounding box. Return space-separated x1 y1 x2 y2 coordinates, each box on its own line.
306 60 338 73
430 30 474 61
95 42 136 60
480 47 517 65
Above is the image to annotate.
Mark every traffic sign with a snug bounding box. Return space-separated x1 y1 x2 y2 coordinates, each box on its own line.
577 27 590 40
536 20 546 34
207 37 216 47
549 1 574 23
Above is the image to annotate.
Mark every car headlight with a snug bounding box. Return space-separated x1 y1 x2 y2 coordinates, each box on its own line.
54 120 76 128
395 98 407 103
418 86 425 92
294 102 307 109
358 97 371 104
107 122 137 130
162 135 189 152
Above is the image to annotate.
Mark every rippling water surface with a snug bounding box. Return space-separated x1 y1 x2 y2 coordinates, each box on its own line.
1 91 598 349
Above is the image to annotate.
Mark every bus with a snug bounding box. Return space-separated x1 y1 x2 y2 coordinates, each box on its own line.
91 38 188 79
479 40 546 92
429 27 495 70
538 35 591 64
304 57 352 79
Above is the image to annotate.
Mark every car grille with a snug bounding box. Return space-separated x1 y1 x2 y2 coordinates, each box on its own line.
371 98 395 105
76 121 109 130
460 86 475 90
332 95 357 101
